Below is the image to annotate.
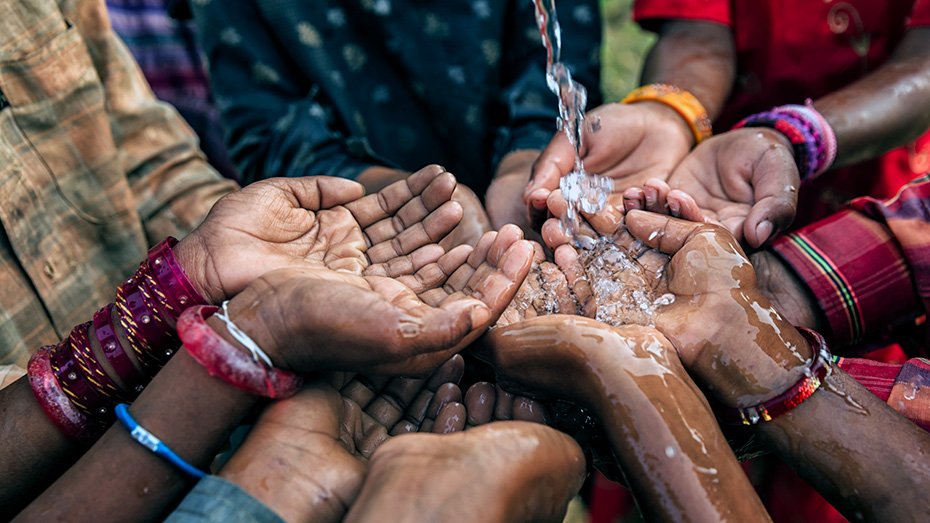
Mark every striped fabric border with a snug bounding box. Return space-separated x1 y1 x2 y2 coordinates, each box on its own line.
784 233 863 343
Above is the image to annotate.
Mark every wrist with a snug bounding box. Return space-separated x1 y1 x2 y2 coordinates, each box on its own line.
173 234 222 304
621 84 713 147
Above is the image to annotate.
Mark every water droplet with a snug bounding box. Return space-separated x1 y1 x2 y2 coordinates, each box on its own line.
665 446 675 458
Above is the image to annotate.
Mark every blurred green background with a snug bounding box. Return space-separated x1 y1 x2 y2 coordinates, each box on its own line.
600 0 655 102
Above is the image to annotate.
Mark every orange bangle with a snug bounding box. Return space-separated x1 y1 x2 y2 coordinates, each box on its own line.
621 84 713 145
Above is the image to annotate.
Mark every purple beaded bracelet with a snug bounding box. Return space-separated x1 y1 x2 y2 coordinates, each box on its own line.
732 101 837 180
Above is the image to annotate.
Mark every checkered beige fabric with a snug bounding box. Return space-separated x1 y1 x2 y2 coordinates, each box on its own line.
0 0 236 366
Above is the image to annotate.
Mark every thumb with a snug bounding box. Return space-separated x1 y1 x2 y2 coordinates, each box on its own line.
740 148 799 248
286 176 366 210
524 133 575 202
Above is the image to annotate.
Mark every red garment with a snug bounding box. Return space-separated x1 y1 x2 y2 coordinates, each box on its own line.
634 0 930 226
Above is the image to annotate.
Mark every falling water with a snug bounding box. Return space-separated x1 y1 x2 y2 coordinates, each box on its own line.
532 0 613 237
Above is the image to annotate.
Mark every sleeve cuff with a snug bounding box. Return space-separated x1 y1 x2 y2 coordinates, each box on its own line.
633 0 732 31
770 209 921 349
165 475 285 523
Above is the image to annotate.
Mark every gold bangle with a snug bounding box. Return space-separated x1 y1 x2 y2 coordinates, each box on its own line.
621 84 713 145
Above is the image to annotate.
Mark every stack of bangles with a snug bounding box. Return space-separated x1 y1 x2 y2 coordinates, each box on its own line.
732 100 837 180
621 83 713 146
715 327 834 426
28 237 208 445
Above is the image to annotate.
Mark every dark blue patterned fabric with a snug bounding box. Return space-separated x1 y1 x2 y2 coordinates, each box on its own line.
191 0 601 194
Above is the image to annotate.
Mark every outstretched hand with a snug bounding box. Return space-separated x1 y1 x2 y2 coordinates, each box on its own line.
665 128 799 247
214 226 535 376
178 165 463 303
623 210 813 406
524 102 694 228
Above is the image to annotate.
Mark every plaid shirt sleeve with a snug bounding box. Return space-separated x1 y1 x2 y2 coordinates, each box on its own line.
773 175 930 431
770 209 922 351
86 6 238 242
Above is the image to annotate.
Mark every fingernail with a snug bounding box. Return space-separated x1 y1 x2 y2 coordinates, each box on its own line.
669 199 681 217
470 304 491 327
756 220 774 244
625 199 641 211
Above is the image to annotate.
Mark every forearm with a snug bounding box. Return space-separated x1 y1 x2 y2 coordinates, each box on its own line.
587 338 768 522
0 378 83 515
756 368 930 521
641 20 736 120
16 350 258 522
814 27 930 169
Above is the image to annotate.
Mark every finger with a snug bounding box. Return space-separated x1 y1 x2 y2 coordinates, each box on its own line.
527 188 552 232
524 133 575 202
465 381 496 427
363 375 431 430
622 187 645 212
741 165 799 249
366 201 463 262
512 396 550 425
283 176 366 210
667 190 705 221
493 384 514 421
346 166 451 227
366 244 445 279
624 210 709 255
399 354 466 429
339 374 391 409
432 401 467 433
442 230 496 292
426 382 463 419
406 245 473 304
553 244 596 317
460 238 535 311
643 178 671 214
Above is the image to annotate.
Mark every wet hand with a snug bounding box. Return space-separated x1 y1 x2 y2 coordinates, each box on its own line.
524 102 693 228
665 128 799 248
624 210 814 406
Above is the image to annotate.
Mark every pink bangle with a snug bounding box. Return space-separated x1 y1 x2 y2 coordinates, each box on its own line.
716 328 833 425
177 305 303 399
94 304 148 394
146 237 208 320
118 273 180 369
70 321 128 403
29 346 104 445
49 334 111 421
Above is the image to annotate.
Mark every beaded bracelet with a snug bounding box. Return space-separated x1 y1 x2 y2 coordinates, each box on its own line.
716 328 833 426
177 304 303 399
732 101 837 180
621 84 713 145
115 404 206 479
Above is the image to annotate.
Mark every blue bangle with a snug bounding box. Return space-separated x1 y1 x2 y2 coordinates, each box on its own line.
115 403 207 479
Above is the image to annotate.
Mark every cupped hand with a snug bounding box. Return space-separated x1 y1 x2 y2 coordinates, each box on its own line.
624 210 814 406
540 190 672 325
215 225 535 376
524 102 694 227
665 128 799 248
178 164 463 303
218 356 467 523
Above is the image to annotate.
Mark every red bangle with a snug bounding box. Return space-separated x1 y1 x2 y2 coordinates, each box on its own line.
716 328 833 426
29 346 105 445
146 237 208 320
177 305 303 399
49 332 113 421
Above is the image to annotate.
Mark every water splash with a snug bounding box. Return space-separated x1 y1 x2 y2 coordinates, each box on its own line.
532 0 612 238
578 237 673 327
